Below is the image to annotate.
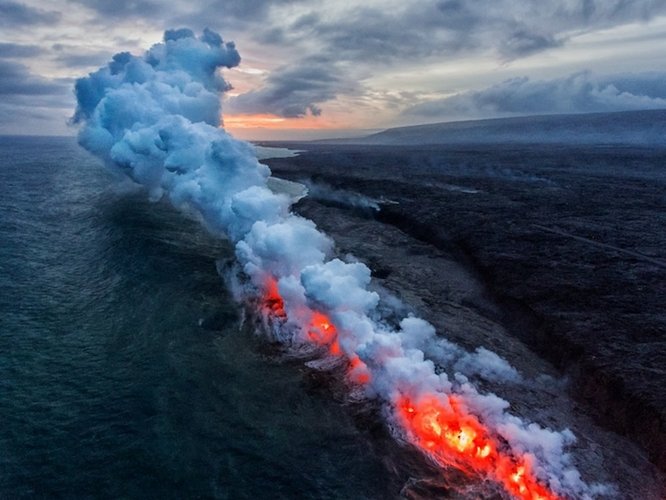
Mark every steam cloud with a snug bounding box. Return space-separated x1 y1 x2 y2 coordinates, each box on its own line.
73 29 606 499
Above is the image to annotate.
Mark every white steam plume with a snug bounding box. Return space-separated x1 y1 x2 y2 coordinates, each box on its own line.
72 29 606 499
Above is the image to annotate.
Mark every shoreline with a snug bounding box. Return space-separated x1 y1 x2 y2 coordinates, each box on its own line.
263 144 666 490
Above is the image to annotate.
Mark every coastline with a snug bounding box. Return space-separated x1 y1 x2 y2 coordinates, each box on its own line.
263 143 666 493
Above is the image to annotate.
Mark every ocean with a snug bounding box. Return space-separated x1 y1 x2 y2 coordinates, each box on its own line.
0 136 398 498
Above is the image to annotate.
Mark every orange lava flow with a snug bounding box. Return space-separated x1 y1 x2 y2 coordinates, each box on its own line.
307 311 337 347
263 278 286 319
262 278 371 384
397 395 560 500
260 278 555 499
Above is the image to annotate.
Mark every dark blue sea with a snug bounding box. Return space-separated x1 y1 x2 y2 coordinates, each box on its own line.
0 136 397 499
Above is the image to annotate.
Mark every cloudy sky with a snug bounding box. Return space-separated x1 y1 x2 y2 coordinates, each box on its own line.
2 0 666 139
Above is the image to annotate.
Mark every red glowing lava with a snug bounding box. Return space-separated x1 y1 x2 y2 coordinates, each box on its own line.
260 278 556 499
348 354 371 384
307 311 337 347
397 396 559 500
263 278 286 319
262 278 370 384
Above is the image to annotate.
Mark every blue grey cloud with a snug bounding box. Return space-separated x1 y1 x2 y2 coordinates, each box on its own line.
0 1 60 26
226 58 359 118
0 60 67 96
68 0 666 66
68 0 160 19
54 51 115 68
405 71 666 119
0 42 44 58
51 44 113 69
228 0 666 116
0 59 73 134
2 0 666 131
499 30 563 58
71 0 304 26
268 0 666 62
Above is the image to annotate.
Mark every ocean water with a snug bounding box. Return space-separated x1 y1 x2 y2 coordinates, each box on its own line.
0 136 397 499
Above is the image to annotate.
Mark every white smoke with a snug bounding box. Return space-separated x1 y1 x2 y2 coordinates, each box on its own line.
73 29 607 499
301 179 382 211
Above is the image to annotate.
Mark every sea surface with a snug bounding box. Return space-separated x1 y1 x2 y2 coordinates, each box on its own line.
0 136 397 499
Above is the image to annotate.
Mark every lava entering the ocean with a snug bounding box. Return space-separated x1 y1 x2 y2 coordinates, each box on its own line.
261 279 558 500
73 29 598 500
262 277 372 385
397 395 559 500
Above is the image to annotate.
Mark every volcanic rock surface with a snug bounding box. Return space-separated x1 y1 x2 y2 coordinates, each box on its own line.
263 143 666 497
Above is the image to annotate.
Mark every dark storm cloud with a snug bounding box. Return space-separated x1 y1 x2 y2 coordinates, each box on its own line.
0 42 44 58
405 72 666 119
230 0 666 116
71 0 304 27
205 0 302 21
1 0 664 130
222 0 666 118
0 65 72 131
254 12 320 44
54 51 115 68
256 27 287 45
0 102 51 121
269 0 666 64
0 93 75 134
0 1 60 26
279 4 474 63
314 7 438 62
291 12 320 30
499 30 563 58
0 60 68 96
51 44 113 69
54 0 666 120
226 58 358 118
68 0 160 19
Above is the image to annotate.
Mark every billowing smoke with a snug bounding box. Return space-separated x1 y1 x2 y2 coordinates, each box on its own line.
73 29 607 499
300 179 382 211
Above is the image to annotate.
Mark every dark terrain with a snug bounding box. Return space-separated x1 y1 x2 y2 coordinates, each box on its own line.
263 143 666 476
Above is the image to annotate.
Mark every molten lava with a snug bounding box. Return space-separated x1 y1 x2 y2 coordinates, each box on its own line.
397 396 559 500
262 278 371 386
260 279 558 500
307 311 337 347
263 278 286 319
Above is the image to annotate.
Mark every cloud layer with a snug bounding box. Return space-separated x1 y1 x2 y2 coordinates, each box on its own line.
0 1 60 26
1 0 666 134
222 0 666 117
405 71 666 120
225 57 360 118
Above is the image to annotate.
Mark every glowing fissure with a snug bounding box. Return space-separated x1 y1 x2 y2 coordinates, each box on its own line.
73 29 602 499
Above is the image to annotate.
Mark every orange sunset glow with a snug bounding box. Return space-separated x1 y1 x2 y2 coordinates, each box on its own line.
221 112 367 141
224 113 336 130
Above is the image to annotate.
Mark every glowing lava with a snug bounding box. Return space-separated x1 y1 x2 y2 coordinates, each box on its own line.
397 396 559 500
263 278 371 385
260 279 557 500
307 311 337 347
263 278 286 319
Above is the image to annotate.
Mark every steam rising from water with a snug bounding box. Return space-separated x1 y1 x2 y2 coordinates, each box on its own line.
73 29 606 499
